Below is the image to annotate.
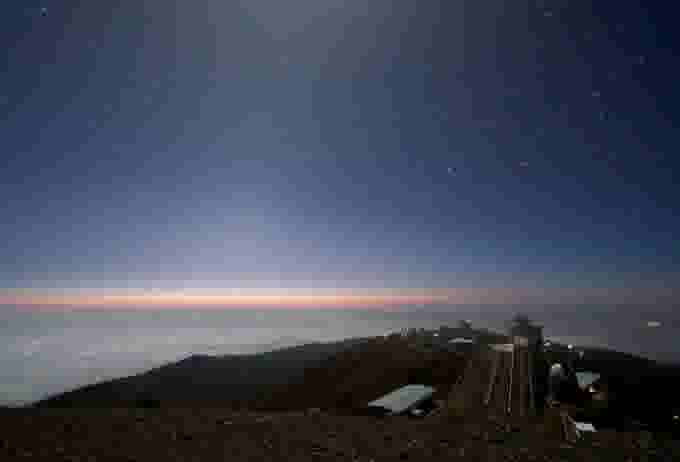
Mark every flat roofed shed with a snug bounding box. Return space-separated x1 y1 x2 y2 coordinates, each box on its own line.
449 338 475 343
576 372 601 390
367 385 436 415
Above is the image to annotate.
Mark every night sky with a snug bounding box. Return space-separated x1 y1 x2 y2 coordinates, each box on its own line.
2 1 678 307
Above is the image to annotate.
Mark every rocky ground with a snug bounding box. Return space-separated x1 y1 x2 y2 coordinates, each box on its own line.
1 407 678 461
11 330 680 461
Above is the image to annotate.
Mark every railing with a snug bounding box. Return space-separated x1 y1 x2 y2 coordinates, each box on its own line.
507 341 514 415
527 346 535 415
560 411 579 443
484 350 500 407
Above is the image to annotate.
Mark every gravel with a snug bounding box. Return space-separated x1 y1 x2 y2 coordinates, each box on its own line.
1 408 678 461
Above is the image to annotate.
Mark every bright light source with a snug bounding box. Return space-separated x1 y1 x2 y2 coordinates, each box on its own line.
568 344 573 350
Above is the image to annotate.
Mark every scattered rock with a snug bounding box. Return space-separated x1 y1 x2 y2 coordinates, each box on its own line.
2 408 679 461
489 435 506 444
311 444 326 453
171 431 193 442
638 431 653 449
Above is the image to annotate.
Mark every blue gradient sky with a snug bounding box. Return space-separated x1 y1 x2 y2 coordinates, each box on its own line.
2 1 679 302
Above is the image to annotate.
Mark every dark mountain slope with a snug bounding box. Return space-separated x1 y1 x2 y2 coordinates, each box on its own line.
258 335 467 412
35 337 370 408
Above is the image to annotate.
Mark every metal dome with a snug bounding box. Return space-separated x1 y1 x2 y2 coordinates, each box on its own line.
550 363 566 379
548 363 569 400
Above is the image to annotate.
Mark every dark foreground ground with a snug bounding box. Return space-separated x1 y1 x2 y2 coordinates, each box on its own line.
1 407 679 462
7 328 680 460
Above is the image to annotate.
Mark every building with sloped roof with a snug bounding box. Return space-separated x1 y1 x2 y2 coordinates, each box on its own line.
446 337 476 353
575 372 601 392
509 315 543 352
366 385 436 416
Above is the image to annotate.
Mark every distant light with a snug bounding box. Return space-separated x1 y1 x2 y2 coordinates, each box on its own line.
647 321 661 328
433 333 439 337
592 91 601 98
519 161 529 168
674 415 679 420
567 344 573 350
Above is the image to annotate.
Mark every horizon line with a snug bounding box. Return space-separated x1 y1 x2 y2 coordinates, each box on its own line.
1 287 676 309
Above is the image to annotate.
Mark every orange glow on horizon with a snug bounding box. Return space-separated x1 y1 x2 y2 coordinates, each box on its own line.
1 287 675 309
1 289 456 309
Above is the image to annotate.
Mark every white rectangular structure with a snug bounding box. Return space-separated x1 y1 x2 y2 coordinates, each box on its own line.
575 422 596 432
367 385 436 415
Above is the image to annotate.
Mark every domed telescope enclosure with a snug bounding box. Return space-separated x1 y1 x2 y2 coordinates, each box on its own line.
548 363 567 400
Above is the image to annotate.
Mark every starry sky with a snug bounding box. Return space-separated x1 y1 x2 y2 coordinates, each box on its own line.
1 1 679 307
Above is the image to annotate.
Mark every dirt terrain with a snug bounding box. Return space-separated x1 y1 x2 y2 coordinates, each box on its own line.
2 407 679 462
8 329 680 460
